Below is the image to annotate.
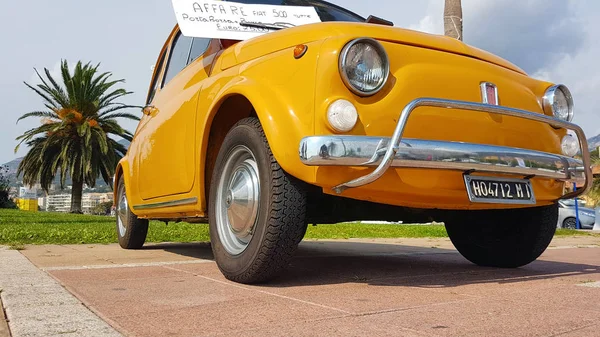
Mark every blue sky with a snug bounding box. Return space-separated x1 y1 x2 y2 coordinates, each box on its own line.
1 0 598 164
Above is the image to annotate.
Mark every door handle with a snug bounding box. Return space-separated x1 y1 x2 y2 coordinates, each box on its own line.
142 105 157 116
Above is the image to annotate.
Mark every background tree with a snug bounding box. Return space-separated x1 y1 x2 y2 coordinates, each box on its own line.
0 165 17 209
15 60 139 213
444 0 463 41
588 155 600 207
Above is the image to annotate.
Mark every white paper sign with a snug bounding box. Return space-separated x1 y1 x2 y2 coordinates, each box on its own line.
171 0 322 40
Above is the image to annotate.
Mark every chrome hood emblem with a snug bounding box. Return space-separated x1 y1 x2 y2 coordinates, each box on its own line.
480 82 498 105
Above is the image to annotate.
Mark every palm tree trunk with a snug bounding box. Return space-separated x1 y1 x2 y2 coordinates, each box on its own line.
70 176 84 214
444 0 463 41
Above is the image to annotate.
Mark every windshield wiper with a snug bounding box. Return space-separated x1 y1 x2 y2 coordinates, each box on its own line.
239 21 295 30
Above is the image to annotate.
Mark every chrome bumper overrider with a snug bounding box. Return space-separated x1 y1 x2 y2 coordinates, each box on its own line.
299 98 592 199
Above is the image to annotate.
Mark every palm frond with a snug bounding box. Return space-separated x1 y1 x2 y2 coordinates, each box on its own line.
98 104 141 117
16 111 59 123
101 112 141 121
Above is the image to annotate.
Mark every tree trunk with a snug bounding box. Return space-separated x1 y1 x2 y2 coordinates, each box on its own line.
444 0 463 41
70 176 84 214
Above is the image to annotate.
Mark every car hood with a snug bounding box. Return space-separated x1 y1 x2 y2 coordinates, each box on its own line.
221 22 527 75
578 207 596 214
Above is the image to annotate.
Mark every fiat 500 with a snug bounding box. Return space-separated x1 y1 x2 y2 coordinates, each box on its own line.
114 0 592 283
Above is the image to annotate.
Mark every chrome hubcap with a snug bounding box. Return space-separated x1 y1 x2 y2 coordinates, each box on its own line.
216 146 260 255
117 191 128 237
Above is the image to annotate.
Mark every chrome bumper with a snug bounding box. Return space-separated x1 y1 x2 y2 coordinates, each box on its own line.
299 98 592 199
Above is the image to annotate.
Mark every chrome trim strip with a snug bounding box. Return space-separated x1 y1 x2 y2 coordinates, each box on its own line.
132 197 198 210
299 97 591 199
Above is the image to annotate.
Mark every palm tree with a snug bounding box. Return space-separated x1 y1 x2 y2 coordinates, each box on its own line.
15 60 139 213
444 0 463 41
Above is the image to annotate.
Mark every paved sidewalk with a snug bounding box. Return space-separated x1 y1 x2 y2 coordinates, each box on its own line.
0 246 121 337
2 236 600 337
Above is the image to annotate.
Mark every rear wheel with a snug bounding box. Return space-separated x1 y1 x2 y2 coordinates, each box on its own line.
209 118 308 284
445 204 558 268
116 176 149 249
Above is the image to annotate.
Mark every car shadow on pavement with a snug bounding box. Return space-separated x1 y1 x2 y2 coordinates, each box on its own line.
146 240 600 289
142 242 214 260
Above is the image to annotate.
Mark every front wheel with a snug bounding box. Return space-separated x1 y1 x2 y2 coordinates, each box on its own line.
209 118 308 284
445 204 558 268
562 217 577 229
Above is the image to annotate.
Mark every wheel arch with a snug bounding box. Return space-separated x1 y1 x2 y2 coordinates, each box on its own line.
113 158 133 211
199 80 316 211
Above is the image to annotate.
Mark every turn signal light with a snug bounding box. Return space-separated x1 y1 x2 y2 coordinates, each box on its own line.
294 45 308 59
327 99 358 133
561 135 579 157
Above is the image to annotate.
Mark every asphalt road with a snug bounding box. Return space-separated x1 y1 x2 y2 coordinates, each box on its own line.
2 236 600 337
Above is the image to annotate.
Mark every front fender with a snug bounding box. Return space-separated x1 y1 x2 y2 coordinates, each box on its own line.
200 40 325 189
205 77 317 184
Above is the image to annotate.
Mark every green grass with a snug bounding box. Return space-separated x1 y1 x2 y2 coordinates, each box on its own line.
0 209 597 246
305 223 448 239
0 209 209 245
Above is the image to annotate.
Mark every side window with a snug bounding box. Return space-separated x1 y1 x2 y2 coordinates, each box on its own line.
147 51 166 105
188 38 211 64
161 32 193 87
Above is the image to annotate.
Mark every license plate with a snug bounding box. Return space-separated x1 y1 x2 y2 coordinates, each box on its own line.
464 175 536 204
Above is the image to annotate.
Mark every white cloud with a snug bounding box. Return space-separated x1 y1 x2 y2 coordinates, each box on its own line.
28 60 65 86
408 15 439 34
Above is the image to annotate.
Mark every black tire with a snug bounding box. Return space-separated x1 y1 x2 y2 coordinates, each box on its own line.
445 204 558 268
562 217 577 229
116 176 149 249
209 117 308 284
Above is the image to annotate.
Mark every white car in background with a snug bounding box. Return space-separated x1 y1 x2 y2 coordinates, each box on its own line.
557 200 596 229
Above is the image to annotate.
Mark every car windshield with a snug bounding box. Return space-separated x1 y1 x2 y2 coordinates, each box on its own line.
230 0 365 23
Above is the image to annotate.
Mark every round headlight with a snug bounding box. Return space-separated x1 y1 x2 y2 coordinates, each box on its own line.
543 84 574 122
339 38 390 97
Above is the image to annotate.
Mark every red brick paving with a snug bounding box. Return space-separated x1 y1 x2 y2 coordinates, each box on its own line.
20 237 600 336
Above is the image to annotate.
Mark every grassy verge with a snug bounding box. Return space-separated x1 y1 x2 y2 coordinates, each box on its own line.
0 209 597 246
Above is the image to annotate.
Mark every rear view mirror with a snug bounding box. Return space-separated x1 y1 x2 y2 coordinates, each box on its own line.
366 15 394 27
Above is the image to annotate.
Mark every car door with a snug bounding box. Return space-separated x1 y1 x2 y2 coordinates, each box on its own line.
135 32 213 200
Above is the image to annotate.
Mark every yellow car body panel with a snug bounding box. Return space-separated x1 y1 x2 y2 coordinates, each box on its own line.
116 20 583 218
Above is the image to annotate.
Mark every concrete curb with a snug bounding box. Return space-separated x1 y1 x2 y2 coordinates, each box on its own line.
0 247 122 337
0 293 10 337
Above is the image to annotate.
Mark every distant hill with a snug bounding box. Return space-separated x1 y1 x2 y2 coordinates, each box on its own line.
588 134 600 151
3 157 23 175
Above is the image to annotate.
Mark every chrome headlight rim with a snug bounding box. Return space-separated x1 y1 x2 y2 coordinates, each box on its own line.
339 38 390 97
543 84 574 122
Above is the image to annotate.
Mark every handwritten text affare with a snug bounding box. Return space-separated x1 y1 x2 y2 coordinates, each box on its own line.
171 0 322 40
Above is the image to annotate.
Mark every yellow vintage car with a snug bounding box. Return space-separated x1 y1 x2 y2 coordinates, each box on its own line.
114 0 592 283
